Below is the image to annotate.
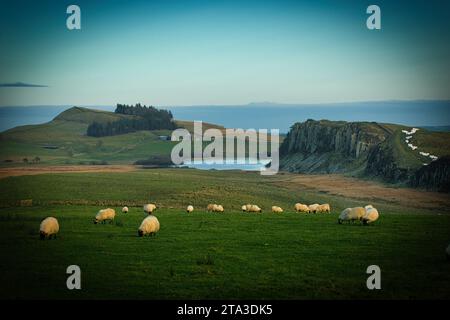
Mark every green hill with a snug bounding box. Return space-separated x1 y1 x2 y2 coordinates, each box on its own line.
0 107 224 165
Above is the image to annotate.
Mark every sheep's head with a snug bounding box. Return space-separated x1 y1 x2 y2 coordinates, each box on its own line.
39 231 46 240
138 230 144 237
93 219 99 224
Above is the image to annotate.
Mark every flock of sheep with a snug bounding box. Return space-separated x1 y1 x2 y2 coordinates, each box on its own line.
38 202 381 240
401 127 439 165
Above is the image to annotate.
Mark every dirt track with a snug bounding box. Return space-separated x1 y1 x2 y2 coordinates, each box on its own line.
0 165 137 179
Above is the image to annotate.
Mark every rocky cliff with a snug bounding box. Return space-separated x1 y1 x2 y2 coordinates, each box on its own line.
280 119 450 192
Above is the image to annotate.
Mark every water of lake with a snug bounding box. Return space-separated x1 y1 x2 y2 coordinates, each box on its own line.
1 101 450 133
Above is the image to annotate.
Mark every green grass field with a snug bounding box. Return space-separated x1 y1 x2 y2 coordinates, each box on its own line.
0 168 449 299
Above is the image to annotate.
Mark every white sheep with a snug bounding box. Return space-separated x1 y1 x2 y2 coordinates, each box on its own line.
138 215 160 237
338 207 365 224
361 205 379 225
214 204 224 212
271 206 283 213
122 206 129 213
317 203 331 213
207 204 215 212
308 203 320 213
420 152 430 157
39 217 59 240
241 205 248 212
94 208 116 224
186 205 194 213
294 203 310 213
143 203 157 215
247 204 262 213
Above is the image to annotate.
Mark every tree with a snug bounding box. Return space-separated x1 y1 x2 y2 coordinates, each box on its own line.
87 104 177 137
23 158 28 164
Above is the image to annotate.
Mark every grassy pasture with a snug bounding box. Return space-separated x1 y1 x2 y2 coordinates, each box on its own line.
0 168 449 299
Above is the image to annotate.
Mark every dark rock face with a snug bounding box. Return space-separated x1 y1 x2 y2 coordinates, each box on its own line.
280 120 388 174
280 119 450 192
281 120 386 158
409 157 450 192
365 141 410 182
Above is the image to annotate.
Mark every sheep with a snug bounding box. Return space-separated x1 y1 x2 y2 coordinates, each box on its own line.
241 205 248 212
207 204 215 212
186 205 194 213
361 205 379 225
138 215 160 237
247 204 262 213
143 203 157 215
122 206 129 213
94 208 116 224
338 207 365 224
214 204 224 213
294 203 309 213
317 203 331 213
39 217 59 240
271 206 283 213
308 203 320 213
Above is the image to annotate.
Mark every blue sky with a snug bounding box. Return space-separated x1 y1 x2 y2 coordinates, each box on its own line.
0 0 449 106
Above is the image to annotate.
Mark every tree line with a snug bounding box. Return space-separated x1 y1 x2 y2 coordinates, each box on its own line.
87 104 177 137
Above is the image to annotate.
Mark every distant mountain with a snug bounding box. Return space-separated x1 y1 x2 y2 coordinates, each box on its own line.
280 119 450 192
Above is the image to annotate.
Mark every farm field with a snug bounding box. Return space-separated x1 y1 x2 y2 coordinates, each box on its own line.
0 168 449 299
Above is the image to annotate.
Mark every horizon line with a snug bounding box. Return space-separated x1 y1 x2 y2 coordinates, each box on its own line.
1 98 450 108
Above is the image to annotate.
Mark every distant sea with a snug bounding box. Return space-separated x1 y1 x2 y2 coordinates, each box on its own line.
1 101 449 133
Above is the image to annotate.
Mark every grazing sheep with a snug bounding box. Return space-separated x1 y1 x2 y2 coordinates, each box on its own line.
138 215 160 237
294 203 310 213
247 204 262 213
241 205 248 212
361 205 379 225
39 217 59 240
317 203 331 213
94 208 116 224
338 207 365 224
207 204 215 212
308 204 320 213
186 205 194 213
143 203 157 215
271 206 283 213
214 204 224 212
122 206 129 213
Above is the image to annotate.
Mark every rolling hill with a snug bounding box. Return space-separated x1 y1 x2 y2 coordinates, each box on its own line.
0 107 224 165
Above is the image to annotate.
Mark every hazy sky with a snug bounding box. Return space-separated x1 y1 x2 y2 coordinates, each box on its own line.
0 0 449 106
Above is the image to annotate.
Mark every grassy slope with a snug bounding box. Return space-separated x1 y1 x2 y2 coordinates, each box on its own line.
0 107 224 165
0 168 449 299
